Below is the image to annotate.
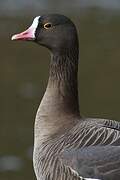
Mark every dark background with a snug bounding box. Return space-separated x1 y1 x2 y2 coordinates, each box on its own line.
1 0 120 179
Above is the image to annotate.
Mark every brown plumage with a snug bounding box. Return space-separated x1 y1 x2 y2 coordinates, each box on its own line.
12 14 120 180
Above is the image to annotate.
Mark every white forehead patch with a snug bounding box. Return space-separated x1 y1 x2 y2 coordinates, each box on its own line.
29 16 40 29
28 16 40 38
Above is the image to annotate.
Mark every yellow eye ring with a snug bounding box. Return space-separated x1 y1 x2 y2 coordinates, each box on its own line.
44 23 52 29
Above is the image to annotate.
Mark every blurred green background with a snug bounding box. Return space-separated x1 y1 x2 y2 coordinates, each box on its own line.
1 0 120 180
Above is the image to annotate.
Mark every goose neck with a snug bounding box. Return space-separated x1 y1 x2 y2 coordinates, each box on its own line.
47 46 80 116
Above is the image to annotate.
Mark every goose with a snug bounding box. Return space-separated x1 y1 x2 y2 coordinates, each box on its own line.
11 14 120 180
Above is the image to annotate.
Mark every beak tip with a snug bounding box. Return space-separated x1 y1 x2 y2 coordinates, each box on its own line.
11 35 16 40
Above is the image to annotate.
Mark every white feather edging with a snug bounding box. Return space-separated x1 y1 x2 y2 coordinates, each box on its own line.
85 178 101 180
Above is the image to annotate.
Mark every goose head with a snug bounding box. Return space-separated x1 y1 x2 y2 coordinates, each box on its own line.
11 14 78 53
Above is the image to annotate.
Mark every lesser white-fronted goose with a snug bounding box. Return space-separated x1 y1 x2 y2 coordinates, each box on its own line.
12 14 120 180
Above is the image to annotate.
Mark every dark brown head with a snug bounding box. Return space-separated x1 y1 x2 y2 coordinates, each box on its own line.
11 14 78 53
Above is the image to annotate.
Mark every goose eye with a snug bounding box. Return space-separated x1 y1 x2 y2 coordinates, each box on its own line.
44 23 52 29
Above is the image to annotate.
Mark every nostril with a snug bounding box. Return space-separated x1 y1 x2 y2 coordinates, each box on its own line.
22 32 28 35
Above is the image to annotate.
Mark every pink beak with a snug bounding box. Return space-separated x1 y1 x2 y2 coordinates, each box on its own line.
11 28 35 41
11 16 40 41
